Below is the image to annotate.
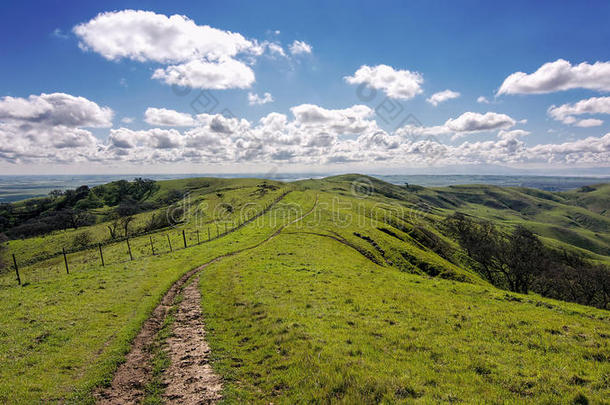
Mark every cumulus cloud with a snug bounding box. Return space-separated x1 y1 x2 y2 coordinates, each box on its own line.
497 129 530 140
426 89 460 106
548 96 610 127
498 59 610 95
73 10 253 63
575 118 604 127
74 10 304 90
445 112 516 133
290 104 374 134
396 111 518 142
2 97 607 168
0 93 113 127
344 64 424 100
477 96 490 104
144 108 196 127
109 127 184 150
528 133 610 164
289 40 312 55
248 92 274 105
0 93 113 163
151 57 255 89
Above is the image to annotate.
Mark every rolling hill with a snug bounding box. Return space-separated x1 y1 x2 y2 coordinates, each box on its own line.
0 175 608 403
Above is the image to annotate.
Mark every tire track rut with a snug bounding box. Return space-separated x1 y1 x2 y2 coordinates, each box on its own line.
95 194 317 404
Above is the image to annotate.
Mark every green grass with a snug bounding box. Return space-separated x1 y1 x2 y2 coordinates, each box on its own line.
5 177 286 265
199 232 610 404
142 292 180 405
0 175 609 403
0 190 314 403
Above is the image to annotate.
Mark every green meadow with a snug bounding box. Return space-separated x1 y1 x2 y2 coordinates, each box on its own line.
0 175 608 403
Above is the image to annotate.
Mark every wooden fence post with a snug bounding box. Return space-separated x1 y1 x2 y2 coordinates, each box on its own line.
167 234 173 252
150 236 155 255
215 223 219 237
62 247 69 274
126 238 133 261
12 254 21 286
98 243 105 266
182 229 187 248
207 226 210 241
196 230 200 245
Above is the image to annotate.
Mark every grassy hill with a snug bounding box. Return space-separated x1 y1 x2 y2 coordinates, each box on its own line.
0 175 608 403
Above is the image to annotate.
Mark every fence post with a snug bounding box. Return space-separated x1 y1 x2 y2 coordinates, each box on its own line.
196 230 200 245
62 247 69 274
150 236 155 255
126 238 133 261
167 234 173 252
182 229 187 248
98 243 105 266
208 226 211 241
215 222 219 237
12 254 21 286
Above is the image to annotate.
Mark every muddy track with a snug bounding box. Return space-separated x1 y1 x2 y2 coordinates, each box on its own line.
95 194 317 404
162 275 222 404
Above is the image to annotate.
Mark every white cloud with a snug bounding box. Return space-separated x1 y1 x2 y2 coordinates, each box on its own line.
548 96 610 126
73 10 280 90
0 93 113 127
575 118 604 127
528 133 610 164
396 111 518 141
290 104 374 133
2 98 607 168
151 57 255 90
267 43 286 57
0 93 113 163
477 96 489 104
144 108 196 127
121 117 134 124
248 92 274 105
497 129 530 140
109 127 184 150
52 28 69 39
445 112 516 133
498 59 610 95
426 89 460 106
289 40 312 55
73 10 253 63
394 124 452 138
344 64 423 100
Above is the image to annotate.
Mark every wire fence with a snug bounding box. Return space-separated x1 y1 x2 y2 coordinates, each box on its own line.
6 189 292 287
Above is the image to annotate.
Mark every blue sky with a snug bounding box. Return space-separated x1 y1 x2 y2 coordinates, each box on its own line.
0 1 609 174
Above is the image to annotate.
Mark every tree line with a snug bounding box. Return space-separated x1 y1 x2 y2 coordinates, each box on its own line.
443 212 610 309
0 178 160 240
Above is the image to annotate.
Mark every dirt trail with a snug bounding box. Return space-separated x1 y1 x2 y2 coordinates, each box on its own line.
95 194 317 404
162 275 222 404
94 261 221 404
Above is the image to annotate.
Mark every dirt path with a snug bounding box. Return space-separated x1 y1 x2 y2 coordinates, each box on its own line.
94 263 209 404
95 195 317 404
162 275 222 404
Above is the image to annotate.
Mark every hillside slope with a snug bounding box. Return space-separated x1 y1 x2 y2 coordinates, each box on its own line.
0 176 608 403
200 230 609 403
